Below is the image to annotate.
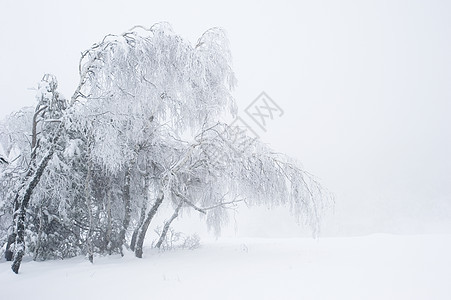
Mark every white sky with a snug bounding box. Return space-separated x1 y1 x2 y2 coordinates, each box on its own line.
1 0 450 235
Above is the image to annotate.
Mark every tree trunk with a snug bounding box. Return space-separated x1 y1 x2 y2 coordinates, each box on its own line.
130 174 149 252
4 193 21 261
85 162 94 264
118 166 132 254
130 204 146 252
4 232 16 261
135 190 164 258
156 201 183 249
106 190 112 255
33 206 44 261
11 148 55 274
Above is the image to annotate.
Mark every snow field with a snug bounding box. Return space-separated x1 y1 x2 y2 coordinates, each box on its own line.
1 234 450 300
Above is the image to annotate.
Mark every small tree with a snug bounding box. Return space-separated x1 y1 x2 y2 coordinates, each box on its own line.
3 75 68 273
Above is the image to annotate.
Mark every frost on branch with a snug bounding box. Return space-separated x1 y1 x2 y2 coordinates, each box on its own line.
69 23 236 172
166 123 331 237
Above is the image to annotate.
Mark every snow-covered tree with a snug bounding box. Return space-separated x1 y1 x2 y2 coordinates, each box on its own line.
1 74 68 273
66 22 239 258
0 108 35 251
0 23 331 273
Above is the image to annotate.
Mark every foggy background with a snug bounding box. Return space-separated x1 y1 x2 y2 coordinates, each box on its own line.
1 0 450 237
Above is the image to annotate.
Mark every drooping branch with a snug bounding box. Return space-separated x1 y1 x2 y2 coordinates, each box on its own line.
171 189 206 214
201 197 245 211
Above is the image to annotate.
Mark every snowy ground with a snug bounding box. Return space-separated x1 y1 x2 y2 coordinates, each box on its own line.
1 234 450 300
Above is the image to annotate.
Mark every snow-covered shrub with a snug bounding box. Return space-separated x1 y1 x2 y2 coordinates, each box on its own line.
153 227 200 251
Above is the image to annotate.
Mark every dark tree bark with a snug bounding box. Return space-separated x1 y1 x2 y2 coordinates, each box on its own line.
33 207 44 260
155 201 183 249
11 148 55 274
85 162 94 264
130 174 149 252
130 204 146 252
135 191 164 258
4 233 16 261
106 190 112 254
118 166 132 254
4 193 21 261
